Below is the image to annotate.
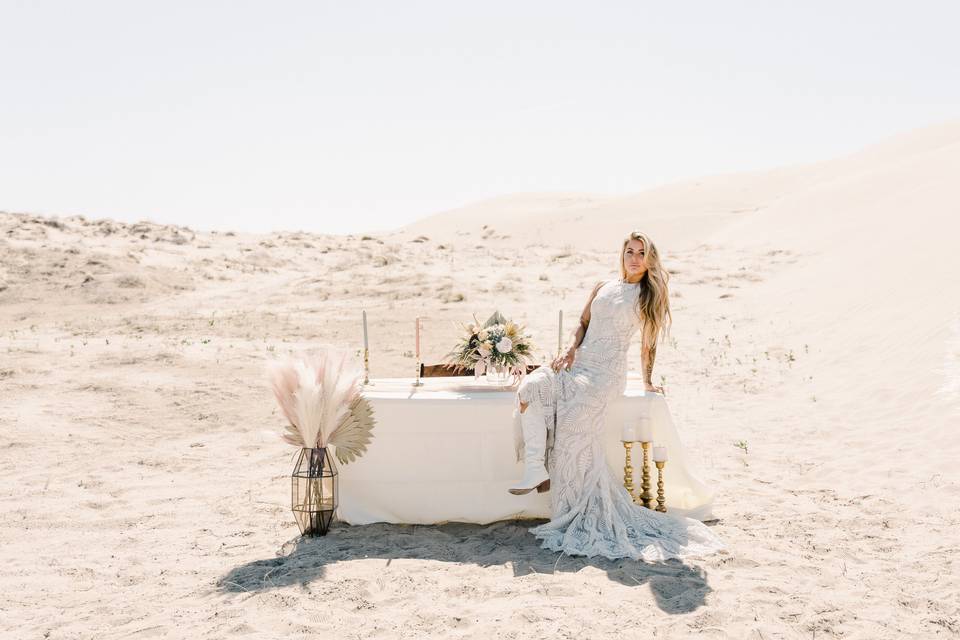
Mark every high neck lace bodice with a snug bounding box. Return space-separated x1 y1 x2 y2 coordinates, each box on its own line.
576 280 642 376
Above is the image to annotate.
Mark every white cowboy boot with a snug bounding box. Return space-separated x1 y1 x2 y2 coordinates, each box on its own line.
509 404 550 495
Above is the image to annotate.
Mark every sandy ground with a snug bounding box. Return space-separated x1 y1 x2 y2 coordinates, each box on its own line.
1 123 958 639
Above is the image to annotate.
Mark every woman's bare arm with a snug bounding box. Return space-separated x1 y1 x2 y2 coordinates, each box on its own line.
641 329 663 393
552 281 604 371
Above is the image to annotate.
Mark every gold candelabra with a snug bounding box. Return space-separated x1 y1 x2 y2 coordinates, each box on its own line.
640 441 654 509
622 442 635 498
655 460 667 512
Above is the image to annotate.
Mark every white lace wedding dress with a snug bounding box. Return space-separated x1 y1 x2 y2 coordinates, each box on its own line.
517 280 725 561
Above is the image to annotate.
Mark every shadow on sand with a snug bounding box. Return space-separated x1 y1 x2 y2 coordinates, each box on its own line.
220 519 714 614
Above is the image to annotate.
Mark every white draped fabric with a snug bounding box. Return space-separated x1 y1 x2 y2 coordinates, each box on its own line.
336 375 715 525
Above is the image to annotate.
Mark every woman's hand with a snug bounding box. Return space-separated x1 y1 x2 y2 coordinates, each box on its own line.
551 348 576 372
644 382 665 395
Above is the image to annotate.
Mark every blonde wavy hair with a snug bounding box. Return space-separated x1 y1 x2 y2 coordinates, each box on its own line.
619 231 671 346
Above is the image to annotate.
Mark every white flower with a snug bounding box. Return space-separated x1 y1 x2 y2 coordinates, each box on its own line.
496 337 513 353
478 342 492 357
478 329 489 341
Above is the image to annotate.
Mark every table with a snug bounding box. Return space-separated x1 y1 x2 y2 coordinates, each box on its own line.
337 375 716 525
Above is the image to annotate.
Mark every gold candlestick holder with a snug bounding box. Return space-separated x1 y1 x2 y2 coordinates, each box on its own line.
363 348 372 385
655 460 667 512
622 441 636 499
640 441 653 509
413 358 423 387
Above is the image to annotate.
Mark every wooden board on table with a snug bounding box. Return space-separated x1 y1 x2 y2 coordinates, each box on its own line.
420 363 541 377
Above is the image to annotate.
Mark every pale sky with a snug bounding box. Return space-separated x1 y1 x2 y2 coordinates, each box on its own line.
2 1 958 234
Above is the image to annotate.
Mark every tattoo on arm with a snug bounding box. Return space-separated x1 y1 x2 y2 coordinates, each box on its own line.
643 344 656 384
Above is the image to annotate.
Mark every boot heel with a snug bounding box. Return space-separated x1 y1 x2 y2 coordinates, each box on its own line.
536 479 550 493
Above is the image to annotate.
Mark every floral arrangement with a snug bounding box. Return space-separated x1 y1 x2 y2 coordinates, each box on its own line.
445 311 535 379
268 347 375 464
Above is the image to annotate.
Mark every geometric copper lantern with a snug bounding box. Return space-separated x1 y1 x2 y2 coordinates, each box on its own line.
291 447 339 536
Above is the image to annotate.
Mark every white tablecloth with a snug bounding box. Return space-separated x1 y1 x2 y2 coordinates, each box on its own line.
338 375 716 525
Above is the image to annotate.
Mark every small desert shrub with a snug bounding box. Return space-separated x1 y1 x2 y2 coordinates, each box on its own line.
116 275 146 289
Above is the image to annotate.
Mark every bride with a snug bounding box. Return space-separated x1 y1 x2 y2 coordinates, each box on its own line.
510 231 724 561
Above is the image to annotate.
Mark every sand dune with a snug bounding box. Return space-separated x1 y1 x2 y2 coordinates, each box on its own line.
1 122 958 638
